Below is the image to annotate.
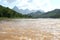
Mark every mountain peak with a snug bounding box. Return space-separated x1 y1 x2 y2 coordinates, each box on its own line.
13 6 21 13
13 6 32 14
13 6 19 10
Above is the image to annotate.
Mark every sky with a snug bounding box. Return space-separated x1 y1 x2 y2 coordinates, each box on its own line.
0 0 60 12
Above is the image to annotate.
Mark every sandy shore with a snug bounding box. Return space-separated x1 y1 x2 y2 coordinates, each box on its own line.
0 18 60 40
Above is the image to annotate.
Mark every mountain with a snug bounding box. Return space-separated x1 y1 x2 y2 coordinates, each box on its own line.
13 6 60 18
27 9 60 18
27 10 45 18
13 6 20 13
39 9 60 18
13 6 32 14
0 5 31 18
20 9 31 14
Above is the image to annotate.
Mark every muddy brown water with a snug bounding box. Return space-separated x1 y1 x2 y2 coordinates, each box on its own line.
0 18 60 40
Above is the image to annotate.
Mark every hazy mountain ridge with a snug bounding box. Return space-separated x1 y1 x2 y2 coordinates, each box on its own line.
38 9 60 18
0 5 60 18
11 6 60 18
27 11 45 18
13 6 32 14
26 9 60 18
13 6 45 18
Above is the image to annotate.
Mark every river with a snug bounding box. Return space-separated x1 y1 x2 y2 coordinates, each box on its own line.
0 18 60 40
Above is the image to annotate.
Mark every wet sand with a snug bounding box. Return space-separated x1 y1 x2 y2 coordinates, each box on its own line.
0 18 60 40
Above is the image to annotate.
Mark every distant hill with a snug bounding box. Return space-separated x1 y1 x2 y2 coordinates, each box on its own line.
27 10 45 18
27 9 60 18
0 5 31 18
38 9 60 18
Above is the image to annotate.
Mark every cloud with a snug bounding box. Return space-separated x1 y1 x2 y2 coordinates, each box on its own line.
0 0 8 6
0 0 15 3
6 0 16 3
0 0 17 8
0 0 55 11
28 0 32 3
15 0 53 12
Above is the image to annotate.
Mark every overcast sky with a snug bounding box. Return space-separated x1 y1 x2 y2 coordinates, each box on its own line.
0 0 60 12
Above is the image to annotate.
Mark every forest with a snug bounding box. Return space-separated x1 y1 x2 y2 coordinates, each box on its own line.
0 5 31 18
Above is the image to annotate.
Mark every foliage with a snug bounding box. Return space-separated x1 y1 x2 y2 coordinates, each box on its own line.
0 5 31 18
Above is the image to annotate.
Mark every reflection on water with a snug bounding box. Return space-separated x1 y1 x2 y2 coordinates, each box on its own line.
0 19 60 40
